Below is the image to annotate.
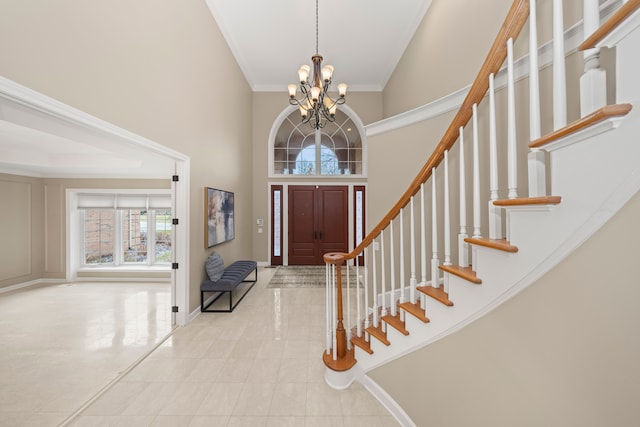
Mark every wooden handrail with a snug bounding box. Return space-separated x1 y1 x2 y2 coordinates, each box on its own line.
579 0 640 51
324 0 531 265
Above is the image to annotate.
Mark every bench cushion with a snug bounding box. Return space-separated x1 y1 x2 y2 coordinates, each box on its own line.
200 260 257 292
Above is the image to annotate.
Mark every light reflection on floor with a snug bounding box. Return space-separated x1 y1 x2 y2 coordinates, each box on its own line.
68 268 399 426
0 281 172 426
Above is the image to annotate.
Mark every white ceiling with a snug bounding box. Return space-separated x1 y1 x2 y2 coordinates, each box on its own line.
0 1 431 179
205 0 432 91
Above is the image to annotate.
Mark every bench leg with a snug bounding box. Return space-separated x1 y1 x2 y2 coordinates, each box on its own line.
201 290 230 312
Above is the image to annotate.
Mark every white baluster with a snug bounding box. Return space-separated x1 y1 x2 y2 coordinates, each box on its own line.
529 0 541 141
325 262 331 354
364 247 370 330
410 196 417 304
443 150 451 293
488 73 503 239
458 127 469 267
580 0 607 115
332 264 337 360
346 259 351 347
529 0 546 198
553 0 567 130
431 167 440 290
400 208 406 314
420 183 427 308
472 103 482 238
507 38 519 199
372 238 379 328
390 220 397 317
420 183 427 286
443 152 452 267
356 255 362 338
380 230 387 318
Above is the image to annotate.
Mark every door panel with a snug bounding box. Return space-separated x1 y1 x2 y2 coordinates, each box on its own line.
288 185 348 265
288 186 317 265
317 186 348 258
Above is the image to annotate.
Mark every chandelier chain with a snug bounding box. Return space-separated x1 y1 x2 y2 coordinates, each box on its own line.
287 0 347 129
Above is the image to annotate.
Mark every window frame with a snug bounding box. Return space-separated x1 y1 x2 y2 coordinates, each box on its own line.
80 208 171 268
270 105 367 178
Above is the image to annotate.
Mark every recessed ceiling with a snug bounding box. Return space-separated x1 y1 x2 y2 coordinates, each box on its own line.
0 77 180 179
205 0 432 91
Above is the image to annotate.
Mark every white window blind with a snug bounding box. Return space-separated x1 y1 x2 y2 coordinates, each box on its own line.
77 193 171 210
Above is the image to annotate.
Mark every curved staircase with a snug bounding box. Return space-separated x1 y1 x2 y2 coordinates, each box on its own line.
321 1 640 422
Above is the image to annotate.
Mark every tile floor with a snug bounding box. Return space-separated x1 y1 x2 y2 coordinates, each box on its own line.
69 267 400 426
0 281 172 427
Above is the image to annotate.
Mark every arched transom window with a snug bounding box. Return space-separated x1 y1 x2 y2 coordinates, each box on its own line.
273 109 363 176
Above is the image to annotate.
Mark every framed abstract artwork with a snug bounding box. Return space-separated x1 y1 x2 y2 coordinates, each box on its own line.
205 187 235 248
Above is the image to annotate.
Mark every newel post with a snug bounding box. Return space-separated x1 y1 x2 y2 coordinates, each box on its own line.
580 0 607 115
323 252 356 373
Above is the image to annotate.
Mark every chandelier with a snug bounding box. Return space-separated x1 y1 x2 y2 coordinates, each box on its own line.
287 0 347 129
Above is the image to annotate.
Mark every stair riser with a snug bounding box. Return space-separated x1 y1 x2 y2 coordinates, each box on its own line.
616 27 640 103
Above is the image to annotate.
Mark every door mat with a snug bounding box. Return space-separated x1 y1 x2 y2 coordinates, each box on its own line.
266 266 359 288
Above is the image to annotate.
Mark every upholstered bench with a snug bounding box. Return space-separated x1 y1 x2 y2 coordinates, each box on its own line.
200 253 257 312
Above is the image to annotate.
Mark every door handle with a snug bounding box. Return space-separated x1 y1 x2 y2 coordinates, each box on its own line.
319 231 323 240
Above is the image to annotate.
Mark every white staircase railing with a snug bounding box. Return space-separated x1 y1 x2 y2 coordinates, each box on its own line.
323 0 639 392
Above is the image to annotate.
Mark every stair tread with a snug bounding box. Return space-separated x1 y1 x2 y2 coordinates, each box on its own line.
417 285 454 306
351 334 373 354
398 301 430 323
382 313 409 336
493 196 561 206
439 265 482 284
529 104 632 149
366 324 390 346
465 237 518 253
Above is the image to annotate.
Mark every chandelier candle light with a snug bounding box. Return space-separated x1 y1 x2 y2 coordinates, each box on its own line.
288 0 347 129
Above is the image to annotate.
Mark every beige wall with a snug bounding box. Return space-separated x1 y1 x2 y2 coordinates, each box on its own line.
251 92 383 263
0 174 43 288
383 0 584 118
383 0 514 117
42 178 170 280
0 0 253 312
370 189 640 427
0 175 170 290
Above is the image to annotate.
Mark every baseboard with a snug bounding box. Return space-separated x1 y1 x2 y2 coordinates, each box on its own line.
356 372 417 427
189 293 219 323
0 278 66 294
75 277 171 283
189 305 201 323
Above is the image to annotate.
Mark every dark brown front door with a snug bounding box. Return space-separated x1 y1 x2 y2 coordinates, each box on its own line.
288 185 348 265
